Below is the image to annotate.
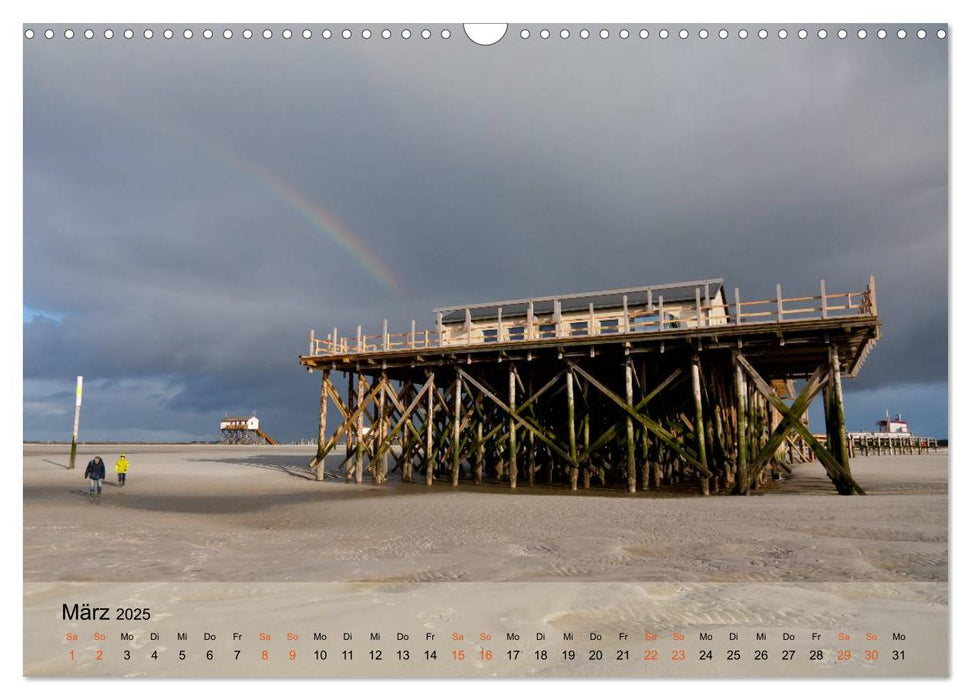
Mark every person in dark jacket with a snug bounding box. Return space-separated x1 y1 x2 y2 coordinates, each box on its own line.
83 456 106 500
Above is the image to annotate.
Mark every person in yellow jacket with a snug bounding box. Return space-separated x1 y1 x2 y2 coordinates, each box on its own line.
115 454 129 486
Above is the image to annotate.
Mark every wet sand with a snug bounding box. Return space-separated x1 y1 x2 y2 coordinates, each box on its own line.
23 444 947 584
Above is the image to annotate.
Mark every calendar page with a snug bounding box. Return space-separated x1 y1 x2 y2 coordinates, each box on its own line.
22 14 949 681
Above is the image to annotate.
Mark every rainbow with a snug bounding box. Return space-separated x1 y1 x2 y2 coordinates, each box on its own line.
83 78 400 293
244 163 399 292
214 147 399 293
143 107 400 293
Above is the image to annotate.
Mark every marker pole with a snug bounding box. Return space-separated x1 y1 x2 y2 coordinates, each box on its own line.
68 376 83 469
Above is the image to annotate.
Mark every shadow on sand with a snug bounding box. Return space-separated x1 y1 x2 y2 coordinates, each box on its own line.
187 454 323 481
190 453 717 499
23 482 391 514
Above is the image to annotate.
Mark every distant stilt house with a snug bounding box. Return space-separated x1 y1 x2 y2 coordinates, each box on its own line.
300 276 882 495
847 411 938 457
877 411 910 434
220 415 277 445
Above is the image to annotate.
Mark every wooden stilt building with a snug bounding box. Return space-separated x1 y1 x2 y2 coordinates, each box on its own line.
219 415 277 445
299 276 882 495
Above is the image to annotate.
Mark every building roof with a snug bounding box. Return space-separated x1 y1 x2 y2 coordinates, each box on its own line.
438 279 724 324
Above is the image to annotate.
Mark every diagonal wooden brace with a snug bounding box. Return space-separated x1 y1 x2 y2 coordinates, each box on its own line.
370 376 434 463
579 368 685 461
743 363 827 489
323 381 350 421
457 368 577 466
518 369 566 415
736 354 865 495
317 376 388 458
569 363 710 477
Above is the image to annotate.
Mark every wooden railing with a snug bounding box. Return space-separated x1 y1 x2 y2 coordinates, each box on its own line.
306 276 878 357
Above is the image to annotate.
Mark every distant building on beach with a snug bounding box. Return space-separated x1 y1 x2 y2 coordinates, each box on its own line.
877 411 910 435
220 415 261 432
220 414 276 445
846 412 936 456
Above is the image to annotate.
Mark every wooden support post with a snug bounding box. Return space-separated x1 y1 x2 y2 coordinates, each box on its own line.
425 372 435 484
452 373 462 485
695 287 703 327
714 407 729 490
691 353 710 495
356 325 362 351
734 288 742 325
625 362 636 493
750 396 763 490
410 319 416 348
527 373 536 486
474 394 484 484
383 319 389 350
823 386 836 457
734 360 748 494
588 303 595 336
436 311 444 347
636 427 649 490
376 374 388 483
776 284 783 322
509 365 518 488
528 430 537 485
637 362 650 490
314 370 330 481
658 295 665 331
582 411 591 489
622 295 630 334
650 439 662 489
768 404 782 479
827 344 853 489
309 329 315 356
820 280 828 319
345 371 356 481
355 373 366 483
401 382 414 482
567 370 578 490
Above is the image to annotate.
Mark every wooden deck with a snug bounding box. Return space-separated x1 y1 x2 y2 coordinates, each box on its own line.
300 278 880 380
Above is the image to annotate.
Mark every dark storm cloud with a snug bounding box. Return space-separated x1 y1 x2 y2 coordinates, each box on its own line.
23 25 948 441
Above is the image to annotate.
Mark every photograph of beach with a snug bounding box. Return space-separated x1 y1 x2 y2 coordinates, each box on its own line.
22 21 947 678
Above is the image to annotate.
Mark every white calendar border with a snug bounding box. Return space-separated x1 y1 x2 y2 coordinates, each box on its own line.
5 0 965 697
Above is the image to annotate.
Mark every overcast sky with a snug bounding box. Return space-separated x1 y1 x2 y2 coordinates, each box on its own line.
23 24 947 442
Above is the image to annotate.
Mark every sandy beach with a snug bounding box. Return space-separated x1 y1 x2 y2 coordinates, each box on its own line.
23 444 947 584
23 444 948 676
